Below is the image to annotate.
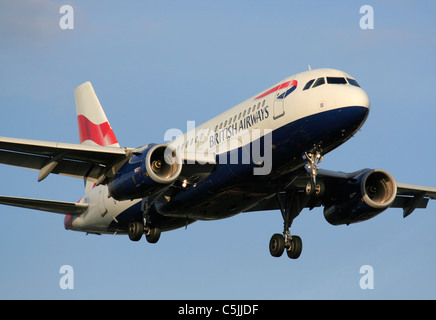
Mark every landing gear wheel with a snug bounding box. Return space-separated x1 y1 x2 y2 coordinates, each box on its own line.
286 235 303 259
305 181 316 196
128 221 143 242
145 227 161 244
269 233 285 257
315 180 325 197
305 180 325 197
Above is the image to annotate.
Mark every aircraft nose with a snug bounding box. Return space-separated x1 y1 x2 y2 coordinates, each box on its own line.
355 88 370 109
329 86 370 140
335 86 370 111
349 87 370 110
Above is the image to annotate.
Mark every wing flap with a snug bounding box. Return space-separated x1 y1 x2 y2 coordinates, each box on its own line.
0 196 88 215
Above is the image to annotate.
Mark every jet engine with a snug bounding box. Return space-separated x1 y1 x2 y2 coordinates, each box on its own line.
323 169 397 225
108 144 182 201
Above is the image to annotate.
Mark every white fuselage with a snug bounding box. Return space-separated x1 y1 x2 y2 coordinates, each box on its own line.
66 68 370 234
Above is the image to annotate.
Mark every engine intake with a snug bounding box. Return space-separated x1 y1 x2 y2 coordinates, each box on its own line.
108 144 182 201
324 169 397 225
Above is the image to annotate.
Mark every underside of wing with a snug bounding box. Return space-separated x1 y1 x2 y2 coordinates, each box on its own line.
0 136 132 183
243 167 436 219
0 195 88 215
396 182 436 199
393 182 436 217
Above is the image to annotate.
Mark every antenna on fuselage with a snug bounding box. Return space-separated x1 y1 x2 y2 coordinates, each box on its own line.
308 65 312 71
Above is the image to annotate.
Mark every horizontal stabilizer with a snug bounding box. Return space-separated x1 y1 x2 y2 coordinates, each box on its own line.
0 195 88 215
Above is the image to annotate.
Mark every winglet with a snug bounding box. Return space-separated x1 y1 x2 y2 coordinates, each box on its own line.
74 82 120 147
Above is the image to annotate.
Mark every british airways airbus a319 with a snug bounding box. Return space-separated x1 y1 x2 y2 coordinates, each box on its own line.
1 68 435 260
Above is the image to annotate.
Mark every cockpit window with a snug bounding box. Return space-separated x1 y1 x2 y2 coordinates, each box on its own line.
304 76 361 91
347 78 360 87
303 79 315 91
327 77 347 84
312 77 325 88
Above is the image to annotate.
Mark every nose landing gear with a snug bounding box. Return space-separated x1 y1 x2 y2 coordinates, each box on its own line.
304 149 325 197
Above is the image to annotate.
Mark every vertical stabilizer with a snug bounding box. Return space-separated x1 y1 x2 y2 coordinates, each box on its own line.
74 82 120 192
74 81 120 148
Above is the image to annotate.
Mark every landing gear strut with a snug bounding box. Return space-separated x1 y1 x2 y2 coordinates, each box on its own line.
141 198 161 243
304 149 325 197
269 191 307 259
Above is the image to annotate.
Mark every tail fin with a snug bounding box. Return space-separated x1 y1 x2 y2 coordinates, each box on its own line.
74 82 120 192
74 81 120 148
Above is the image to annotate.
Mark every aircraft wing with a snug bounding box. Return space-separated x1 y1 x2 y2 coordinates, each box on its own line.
0 195 88 215
244 168 436 218
396 182 436 199
0 136 216 186
394 182 436 217
0 136 132 184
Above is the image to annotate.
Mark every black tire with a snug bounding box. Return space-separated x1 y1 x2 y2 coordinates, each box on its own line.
146 227 161 244
315 180 325 197
286 235 303 259
269 233 285 257
128 221 143 242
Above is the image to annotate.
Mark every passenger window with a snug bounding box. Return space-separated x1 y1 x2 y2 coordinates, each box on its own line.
248 107 251 114
312 77 325 88
303 79 315 90
238 112 242 120
262 100 266 107
347 78 361 87
215 125 218 132
224 120 227 127
229 117 232 125
243 110 246 117
219 123 223 129
327 77 347 84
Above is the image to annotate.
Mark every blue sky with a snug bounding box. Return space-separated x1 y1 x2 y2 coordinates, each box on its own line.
0 0 435 299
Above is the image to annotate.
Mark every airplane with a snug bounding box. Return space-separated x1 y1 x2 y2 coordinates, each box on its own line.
0 67 435 260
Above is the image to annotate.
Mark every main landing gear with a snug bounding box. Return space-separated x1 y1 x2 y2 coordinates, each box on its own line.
269 191 307 259
128 198 161 243
269 148 325 259
128 220 161 243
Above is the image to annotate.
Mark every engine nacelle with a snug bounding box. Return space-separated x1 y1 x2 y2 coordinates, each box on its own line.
323 169 397 226
108 144 182 201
